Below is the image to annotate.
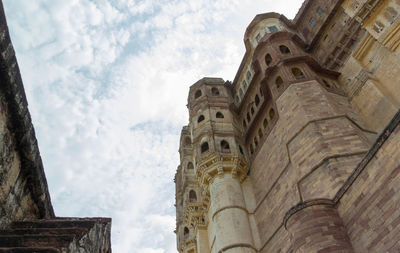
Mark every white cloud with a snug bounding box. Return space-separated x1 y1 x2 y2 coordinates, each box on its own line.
3 0 304 252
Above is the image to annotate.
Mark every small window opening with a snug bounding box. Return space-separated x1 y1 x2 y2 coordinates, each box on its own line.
254 137 258 147
310 18 317 27
243 80 248 90
279 45 291 54
258 129 263 139
198 115 205 123
221 140 230 152
268 26 278 32
317 7 324 16
276 76 283 89
265 54 272 66
194 90 202 99
255 95 260 106
235 95 240 103
201 142 209 153
239 88 244 98
239 145 244 155
269 108 275 120
184 227 189 239
246 71 251 81
211 87 220 96
263 118 268 129
251 107 255 115
216 112 224 118
250 144 254 154
292 68 305 79
189 190 197 202
187 162 194 170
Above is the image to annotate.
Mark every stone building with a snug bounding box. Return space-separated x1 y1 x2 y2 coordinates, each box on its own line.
0 1 111 252
175 0 400 252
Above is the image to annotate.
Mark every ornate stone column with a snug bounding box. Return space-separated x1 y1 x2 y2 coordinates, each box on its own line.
284 200 354 253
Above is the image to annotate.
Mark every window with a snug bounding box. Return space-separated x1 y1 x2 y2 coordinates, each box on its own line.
265 54 272 66
194 90 202 99
221 140 230 152
198 115 205 123
235 95 240 104
246 71 251 81
268 25 278 32
317 7 324 17
254 137 258 147
187 162 194 170
263 118 268 129
239 145 244 155
243 80 248 90
255 95 260 106
310 18 317 27
250 144 254 154
292 68 305 79
239 88 244 98
184 227 189 239
258 128 263 139
189 190 197 202
255 33 261 42
251 107 255 115
211 87 220 96
216 112 224 118
269 108 275 119
279 45 291 54
201 142 209 153
275 76 283 89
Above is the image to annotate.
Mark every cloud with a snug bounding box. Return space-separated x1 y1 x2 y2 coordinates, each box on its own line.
3 0 304 252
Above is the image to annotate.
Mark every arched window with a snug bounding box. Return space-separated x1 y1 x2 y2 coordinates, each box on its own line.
184 227 189 239
184 137 191 146
250 144 254 154
269 108 275 120
216 112 224 118
189 190 197 202
263 118 268 129
201 142 209 153
279 45 291 54
211 87 220 96
255 95 260 106
239 88 244 98
187 162 194 170
258 129 263 139
292 68 305 79
198 115 205 123
265 54 272 66
194 90 202 99
221 140 230 152
276 76 283 88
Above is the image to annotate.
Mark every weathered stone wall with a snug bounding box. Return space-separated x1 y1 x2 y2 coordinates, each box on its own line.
338 113 400 253
250 80 373 251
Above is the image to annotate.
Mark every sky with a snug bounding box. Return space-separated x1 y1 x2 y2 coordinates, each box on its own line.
3 0 303 252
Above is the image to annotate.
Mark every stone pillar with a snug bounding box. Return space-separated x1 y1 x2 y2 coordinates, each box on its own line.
285 200 354 253
210 174 256 253
196 228 209 253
